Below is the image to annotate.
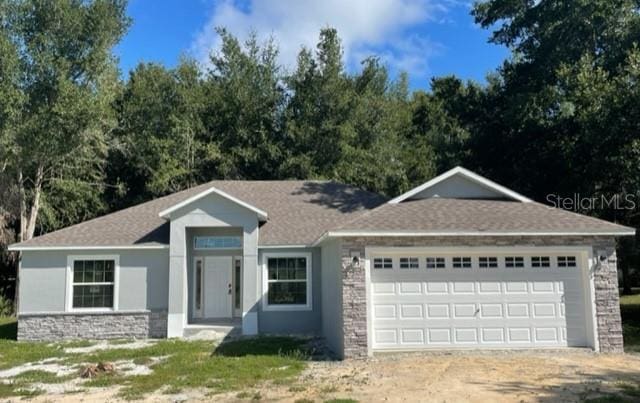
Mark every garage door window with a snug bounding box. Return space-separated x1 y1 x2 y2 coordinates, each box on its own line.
558 256 577 267
373 257 393 269
479 257 498 268
531 256 550 267
400 257 419 269
505 256 524 268
453 257 471 268
426 257 446 269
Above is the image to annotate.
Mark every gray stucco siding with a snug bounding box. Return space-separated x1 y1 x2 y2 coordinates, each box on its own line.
320 239 344 357
18 249 169 314
257 247 322 335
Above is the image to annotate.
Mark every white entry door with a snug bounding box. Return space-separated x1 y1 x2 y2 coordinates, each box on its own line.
203 256 233 318
370 249 591 350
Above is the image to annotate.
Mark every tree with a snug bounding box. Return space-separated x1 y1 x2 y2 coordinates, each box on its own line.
205 28 286 180
0 0 129 243
107 59 220 209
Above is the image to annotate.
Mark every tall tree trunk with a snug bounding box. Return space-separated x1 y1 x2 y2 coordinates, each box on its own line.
24 164 44 241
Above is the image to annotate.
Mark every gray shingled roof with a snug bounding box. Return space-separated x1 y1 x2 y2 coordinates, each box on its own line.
11 182 635 250
12 181 387 248
333 198 635 234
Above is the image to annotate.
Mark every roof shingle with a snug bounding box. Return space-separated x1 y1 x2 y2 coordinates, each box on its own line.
334 198 635 235
12 180 387 248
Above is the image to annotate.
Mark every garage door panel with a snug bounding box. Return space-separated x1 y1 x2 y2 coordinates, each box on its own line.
399 282 422 294
481 328 505 343
454 328 478 343
425 282 448 294
371 250 589 350
428 328 451 343
399 304 424 319
425 304 450 318
452 282 475 293
401 329 425 344
453 304 477 318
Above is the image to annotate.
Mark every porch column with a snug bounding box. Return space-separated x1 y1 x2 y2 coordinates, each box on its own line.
167 220 187 337
241 223 259 335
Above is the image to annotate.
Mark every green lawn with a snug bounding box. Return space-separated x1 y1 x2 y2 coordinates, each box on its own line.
0 316 309 400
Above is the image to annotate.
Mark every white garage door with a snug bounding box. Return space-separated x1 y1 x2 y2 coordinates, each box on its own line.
370 249 591 350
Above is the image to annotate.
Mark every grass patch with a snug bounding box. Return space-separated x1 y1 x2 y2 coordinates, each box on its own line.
0 379 46 398
0 316 17 340
0 339 68 370
13 369 74 384
621 292 640 353
114 337 307 400
0 329 308 400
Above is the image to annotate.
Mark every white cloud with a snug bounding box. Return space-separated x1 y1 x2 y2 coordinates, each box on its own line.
191 0 452 78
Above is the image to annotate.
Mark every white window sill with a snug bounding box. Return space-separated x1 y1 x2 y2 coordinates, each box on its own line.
262 304 312 312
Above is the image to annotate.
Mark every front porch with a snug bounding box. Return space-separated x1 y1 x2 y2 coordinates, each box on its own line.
183 317 242 339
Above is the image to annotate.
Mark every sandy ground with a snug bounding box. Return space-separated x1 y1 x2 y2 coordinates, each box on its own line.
20 350 640 402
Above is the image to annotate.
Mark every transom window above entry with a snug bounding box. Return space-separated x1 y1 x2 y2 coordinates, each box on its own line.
452 257 471 268
194 236 242 249
399 257 419 269
426 257 446 269
373 257 393 269
479 257 498 268
505 256 524 268
558 256 577 267
531 256 550 267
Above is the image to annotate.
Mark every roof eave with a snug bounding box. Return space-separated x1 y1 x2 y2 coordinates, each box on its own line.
7 244 170 252
312 229 636 245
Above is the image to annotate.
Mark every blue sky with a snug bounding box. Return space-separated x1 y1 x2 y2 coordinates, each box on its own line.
115 0 509 89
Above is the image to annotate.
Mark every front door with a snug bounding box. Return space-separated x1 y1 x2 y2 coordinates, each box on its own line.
203 256 233 318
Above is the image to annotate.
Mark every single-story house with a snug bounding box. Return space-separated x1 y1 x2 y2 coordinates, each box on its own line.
9 167 635 358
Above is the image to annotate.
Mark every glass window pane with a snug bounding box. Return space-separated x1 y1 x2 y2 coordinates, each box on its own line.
95 261 105 282
84 261 95 282
268 282 307 305
73 261 84 283
72 285 113 308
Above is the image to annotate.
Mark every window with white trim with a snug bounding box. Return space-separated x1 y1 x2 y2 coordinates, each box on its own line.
373 257 393 269
71 259 115 309
194 236 242 249
399 257 419 269
558 256 577 267
265 255 311 309
479 257 498 268
452 257 471 268
505 256 524 268
426 257 446 269
531 256 550 267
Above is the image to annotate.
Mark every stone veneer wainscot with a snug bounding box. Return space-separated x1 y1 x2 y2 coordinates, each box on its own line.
17 310 167 341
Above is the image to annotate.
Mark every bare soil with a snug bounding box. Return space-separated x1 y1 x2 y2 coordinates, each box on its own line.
26 350 640 402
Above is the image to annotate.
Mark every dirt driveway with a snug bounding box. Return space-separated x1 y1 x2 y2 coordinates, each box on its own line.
27 350 640 402
286 350 640 402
